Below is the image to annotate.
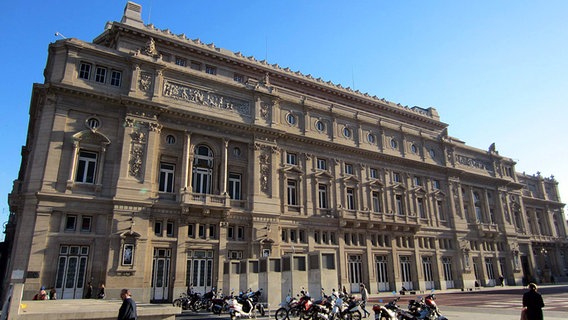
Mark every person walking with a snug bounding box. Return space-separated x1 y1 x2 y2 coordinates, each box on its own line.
360 283 370 318
85 281 93 299
97 283 106 299
118 289 138 320
522 283 544 320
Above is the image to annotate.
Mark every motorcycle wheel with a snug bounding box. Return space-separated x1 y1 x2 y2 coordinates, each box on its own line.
172 299 182 307
212 305 222 315
192 300 204 312
287 309 300 319
274 308 288 320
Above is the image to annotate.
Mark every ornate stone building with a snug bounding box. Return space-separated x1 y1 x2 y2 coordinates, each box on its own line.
3 2 567 306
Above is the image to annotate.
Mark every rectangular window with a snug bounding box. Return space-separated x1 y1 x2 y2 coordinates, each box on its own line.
65 215 77 231
233 73 244 83
166 221 174 237
294 256 306 271
79 62 91 79
188 224 195 238
227 226 234 240
393 172 401 183
396 195 404 215
323 253 335 269
372 192 381 213
159 163 175 193
414 176 422 186
286 152 297 165
154 221 162 236
95 66 107 83
345 163 353 175
299 230 306 243
370 168 378 179
190 61 201 71
347 188 355 210
318 184 328 209
237 226 245 240
287 180 298 206
281 229 287 242
75 151 97 184
198 224 205 239
418 198 426 218
122 244 134 266
228 173 242 200
317 158 327 170
438 200 446 221
290 230 297 242
205 65 217 75
80 216 92 232
433 180 441 189
110 70 122 87
175 56 187 67
209 224 217 239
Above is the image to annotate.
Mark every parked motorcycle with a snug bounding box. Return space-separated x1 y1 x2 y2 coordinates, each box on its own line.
211 289 231 315
400 293 448 320
274 288 313 320
228 288 266 319
372 297 401 320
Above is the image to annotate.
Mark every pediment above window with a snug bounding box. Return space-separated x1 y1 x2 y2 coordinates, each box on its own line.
120 230 141 239
431 189 447 198
413 186 427 195
73 130 111 147
343 175 360 184
368 179 384 188
314 170 333 179
392 183 407 191
282 165 304 175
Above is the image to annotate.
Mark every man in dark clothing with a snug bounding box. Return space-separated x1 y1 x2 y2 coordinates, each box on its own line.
522 283 544 320
118 289 138 320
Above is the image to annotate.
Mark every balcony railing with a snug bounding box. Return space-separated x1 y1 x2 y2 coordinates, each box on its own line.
181 192 230 208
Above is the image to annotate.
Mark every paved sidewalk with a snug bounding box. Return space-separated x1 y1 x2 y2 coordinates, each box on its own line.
442 306 565 320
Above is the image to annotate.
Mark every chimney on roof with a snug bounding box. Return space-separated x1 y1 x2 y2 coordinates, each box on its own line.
121 1 144 27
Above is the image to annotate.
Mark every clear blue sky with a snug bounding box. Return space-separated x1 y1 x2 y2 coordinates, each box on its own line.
1 1 567 240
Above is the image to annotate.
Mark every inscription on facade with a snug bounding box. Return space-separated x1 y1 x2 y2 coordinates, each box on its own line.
455 154 490 170
163 80 250 116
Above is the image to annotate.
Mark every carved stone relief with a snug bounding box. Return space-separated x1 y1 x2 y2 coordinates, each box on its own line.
139 72 153 92
162 80 250 117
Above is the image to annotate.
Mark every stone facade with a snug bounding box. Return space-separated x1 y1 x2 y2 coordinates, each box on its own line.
3 1 568 308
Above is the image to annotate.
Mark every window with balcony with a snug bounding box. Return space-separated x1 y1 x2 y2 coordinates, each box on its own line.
372 192 382 213
318 184 328 209
287 180 298 206
396 195 404 215
347 188 356 210
192 145 213 194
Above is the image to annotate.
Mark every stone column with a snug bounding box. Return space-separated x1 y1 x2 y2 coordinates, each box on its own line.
221 138 229 195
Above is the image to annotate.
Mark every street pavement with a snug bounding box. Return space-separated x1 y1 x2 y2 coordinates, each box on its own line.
176 284 568 320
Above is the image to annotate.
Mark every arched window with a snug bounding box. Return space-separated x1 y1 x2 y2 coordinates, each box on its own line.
192 145 213 194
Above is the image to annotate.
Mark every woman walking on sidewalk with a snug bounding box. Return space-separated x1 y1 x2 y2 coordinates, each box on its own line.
522 283 544 320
